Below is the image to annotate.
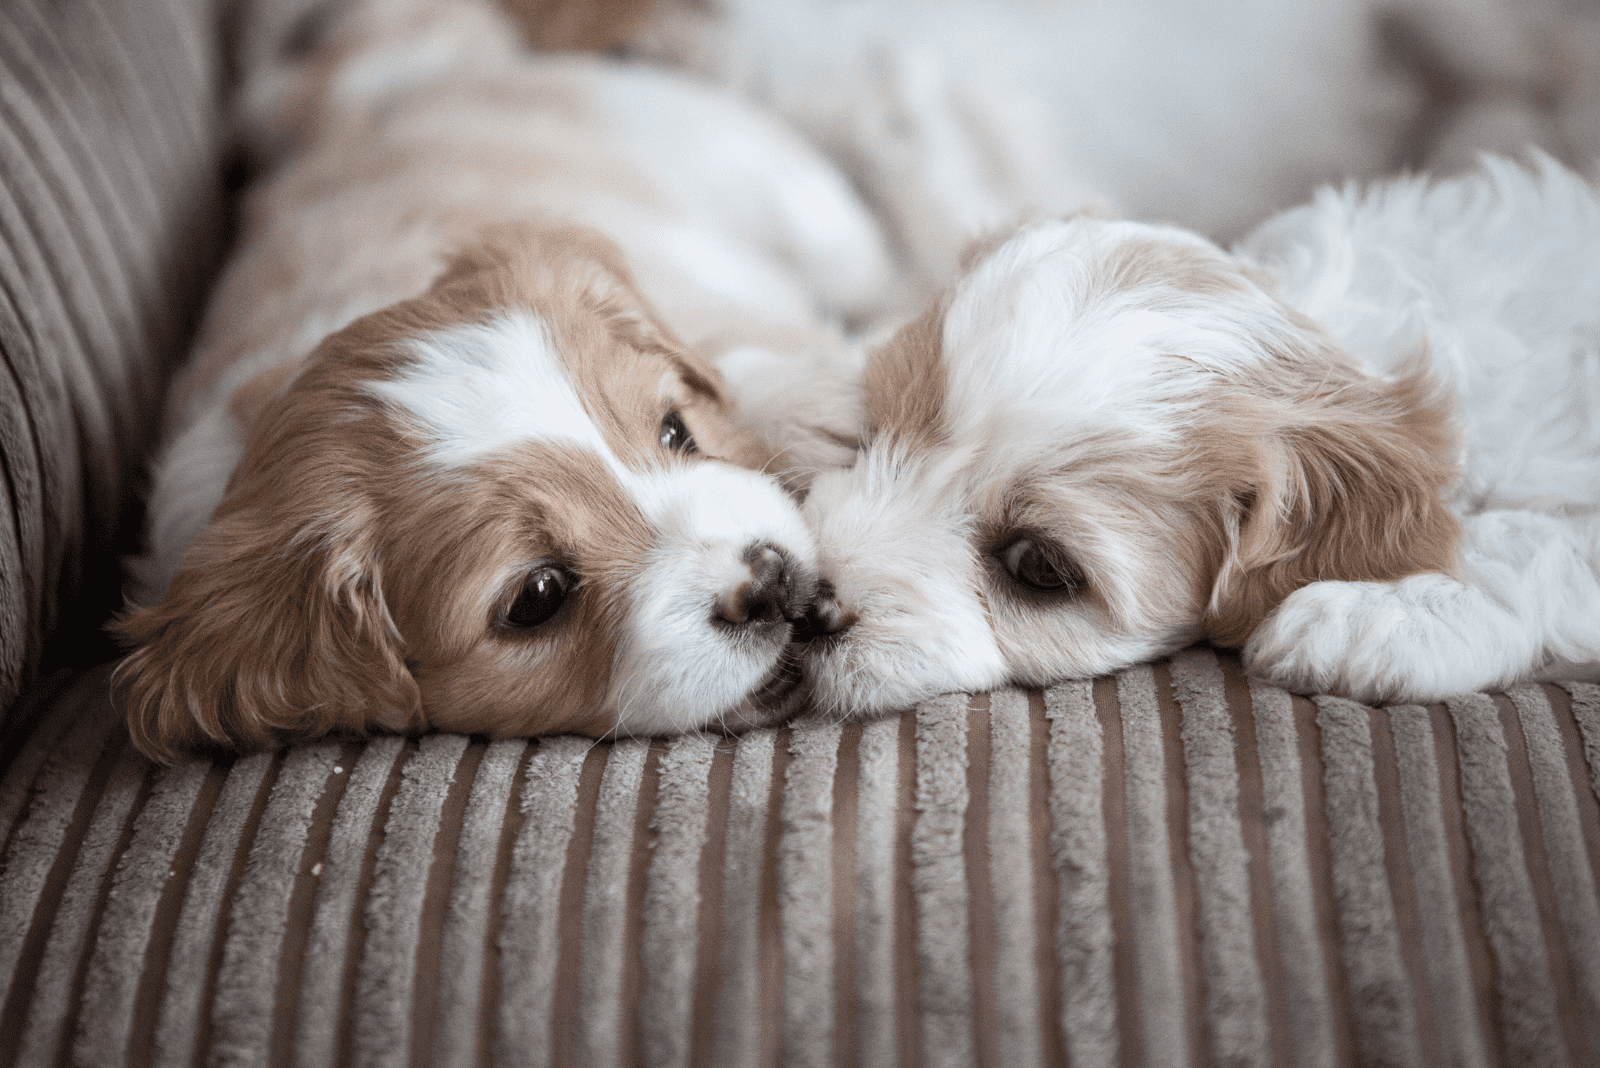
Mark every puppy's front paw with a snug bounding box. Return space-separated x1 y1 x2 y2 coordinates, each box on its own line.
1242 575 1507 704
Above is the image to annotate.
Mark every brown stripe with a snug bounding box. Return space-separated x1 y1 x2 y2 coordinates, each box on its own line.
1313 695 1422 1068
1215 661 1292 1068
0 697 120 1027
987 689 1042 1068
780 720 842 1068
1093 677 1138 1068
208 741 342 1066
476 740 531 1068
129 757 231 1068
411 738 488 1068
1044 679 1117 1068
493 735 590 1068
272 740 365 1068
550 742 608 1068
911 694 974 1068
640 734 715 1068
574 739 647 1068
1425 706 1502 1066
1117 665 1191 1067
765 728 791 1068
1448 694 1568 1067
0 673 94 854
1243 680 1338 1068
291 737 408 1068
1497 692 1591 1064
1547 685 1600 915
1367 709 1442 1067
1386 706 1489 1068
689 740 735 1068
895 710 921 1068
622 741 665 1068
153 749 278 1068
357 734 473 1068
1518 685 1600 1064
1169 649 1269 1067
710 728 777 1068
851 717 900 1068
12 741 149 1067
831 722 862 1068
963 696 997 1068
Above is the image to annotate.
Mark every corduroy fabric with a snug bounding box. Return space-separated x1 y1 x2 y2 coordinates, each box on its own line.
5 652 1600 1068
0 0 225 733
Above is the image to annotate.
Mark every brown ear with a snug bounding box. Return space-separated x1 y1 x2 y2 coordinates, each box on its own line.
112 508 422 764
1203 354 1462 647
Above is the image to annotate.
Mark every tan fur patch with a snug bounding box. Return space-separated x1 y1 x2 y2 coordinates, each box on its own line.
864 300 948 448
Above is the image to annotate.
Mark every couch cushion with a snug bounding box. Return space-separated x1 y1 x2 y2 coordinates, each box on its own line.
0 0 227 735
2 648 1597 1066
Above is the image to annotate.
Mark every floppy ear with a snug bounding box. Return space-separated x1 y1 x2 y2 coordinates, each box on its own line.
112 507 422 764
497 0 656 51
1203 353 1462 647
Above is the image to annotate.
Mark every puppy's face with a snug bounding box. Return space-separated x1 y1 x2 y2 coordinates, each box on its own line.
801 218 1460 717
117 225 818 761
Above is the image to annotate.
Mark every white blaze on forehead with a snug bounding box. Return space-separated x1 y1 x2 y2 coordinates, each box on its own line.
367 310 626 471
935 218 1267 441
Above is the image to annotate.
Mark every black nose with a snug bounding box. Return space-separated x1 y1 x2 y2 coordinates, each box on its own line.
715 544 808 626
790 579 856 643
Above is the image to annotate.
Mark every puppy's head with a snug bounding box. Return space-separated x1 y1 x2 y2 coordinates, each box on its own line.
799 216 1460 717
117 224 817 762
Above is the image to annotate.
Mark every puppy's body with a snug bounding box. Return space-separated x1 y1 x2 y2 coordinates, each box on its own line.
792 158 1600 715
120 0 894 758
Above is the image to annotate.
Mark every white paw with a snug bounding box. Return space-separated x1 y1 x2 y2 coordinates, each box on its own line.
1242 575 1523 704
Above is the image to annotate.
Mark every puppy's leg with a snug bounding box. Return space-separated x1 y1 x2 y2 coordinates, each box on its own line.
1243 511 1600 702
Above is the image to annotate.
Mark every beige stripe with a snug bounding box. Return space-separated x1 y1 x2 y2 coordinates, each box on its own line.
781 720 842 1068
987 689 1043 1068
1508 685 1600 1060
1383 706 1489 1068
1041 680 1116 1068
1117 665 1189 1066
911 693 974 1068
153 750 275 1068
0 701 117 1007
72 759 211 1067
1569 683 1600 798
433 738 524 1068
494 734 591 1068
640 733 715 1068
14 743 147 1066
356 733 472 1068
1447 694 1569 1067
576 739 649 1068
852 716 901 1068
1246 681 1338 1068
208 741 341 1065
1169 649 1269 1067
1314 695 1423 1068
292 737 407 1068
713 728 777 1068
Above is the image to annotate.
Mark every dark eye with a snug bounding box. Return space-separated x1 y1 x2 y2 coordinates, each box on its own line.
504 566 577 629
659 411 697 454
997 536 1083 593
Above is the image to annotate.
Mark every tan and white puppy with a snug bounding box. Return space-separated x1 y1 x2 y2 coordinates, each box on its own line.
116 0 895 761
791 157 1600 715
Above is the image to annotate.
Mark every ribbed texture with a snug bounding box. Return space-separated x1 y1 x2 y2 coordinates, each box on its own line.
3 655 1600 1066
0 0 224 730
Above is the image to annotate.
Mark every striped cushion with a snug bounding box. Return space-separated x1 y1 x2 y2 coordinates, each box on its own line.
0 0 225 734
3 648 1597 1066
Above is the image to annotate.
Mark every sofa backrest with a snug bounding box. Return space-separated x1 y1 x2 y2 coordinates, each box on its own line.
0 0 228 736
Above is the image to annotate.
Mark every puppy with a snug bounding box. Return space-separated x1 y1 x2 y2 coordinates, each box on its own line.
790 157 1600 715
116 0 894 761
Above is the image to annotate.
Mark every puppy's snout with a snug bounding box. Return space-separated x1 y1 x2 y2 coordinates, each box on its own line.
716 543 808 626
791 579 856 643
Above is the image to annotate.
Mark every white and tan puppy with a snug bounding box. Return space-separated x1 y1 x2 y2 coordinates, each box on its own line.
792 157 1600 715
116 0 895 760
